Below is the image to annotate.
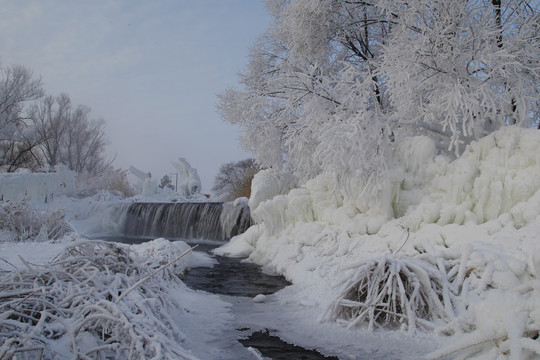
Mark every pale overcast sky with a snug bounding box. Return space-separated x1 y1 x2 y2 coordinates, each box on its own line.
0 0 269 193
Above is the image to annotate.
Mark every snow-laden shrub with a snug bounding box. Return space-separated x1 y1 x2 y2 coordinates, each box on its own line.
0 240 197 360
426 283 540 360
130 237 194 280
73 167 135 199
0 201 71 241
323 254 452 333
248 168 297 212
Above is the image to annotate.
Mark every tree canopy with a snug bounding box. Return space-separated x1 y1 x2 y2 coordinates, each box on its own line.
218 0 539 209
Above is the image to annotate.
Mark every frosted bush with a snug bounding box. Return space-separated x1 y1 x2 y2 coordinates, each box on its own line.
0 201 71 241
323 254 452 333
426 284 540 360
0 240 197 360
248 168 297 212
80 170 134 198
130 237 195 279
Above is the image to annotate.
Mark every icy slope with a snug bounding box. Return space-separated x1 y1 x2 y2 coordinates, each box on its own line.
216 127 540 359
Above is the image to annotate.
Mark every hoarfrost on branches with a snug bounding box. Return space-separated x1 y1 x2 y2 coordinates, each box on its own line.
219 0 539 212
377 0 540 154
323 254 452 333
0 240 198 360
0 201 72 242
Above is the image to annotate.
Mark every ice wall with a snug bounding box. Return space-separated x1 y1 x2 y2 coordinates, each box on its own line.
404 127 540 229
0 168 76 203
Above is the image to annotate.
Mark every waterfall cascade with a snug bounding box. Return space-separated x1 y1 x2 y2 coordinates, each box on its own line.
120 202 252 241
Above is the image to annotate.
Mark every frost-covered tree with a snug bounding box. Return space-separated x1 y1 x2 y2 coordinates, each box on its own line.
219 0 539 212
377 0 540 154
218 0 394 208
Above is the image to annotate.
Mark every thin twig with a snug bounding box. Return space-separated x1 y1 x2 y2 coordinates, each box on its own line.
116 245 197 303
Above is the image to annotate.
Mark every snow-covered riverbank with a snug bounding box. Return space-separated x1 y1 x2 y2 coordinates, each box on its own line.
217 127 540 359
0 236 440 359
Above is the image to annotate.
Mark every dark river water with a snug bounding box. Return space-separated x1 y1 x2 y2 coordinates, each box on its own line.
183 243 339 360
105 237 339 359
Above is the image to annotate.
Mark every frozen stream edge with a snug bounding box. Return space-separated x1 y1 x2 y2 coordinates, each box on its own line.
182 249 443 360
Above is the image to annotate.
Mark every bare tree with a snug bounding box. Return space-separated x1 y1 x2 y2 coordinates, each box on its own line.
0 134 43 172
31 93 111 175
0 64 43 138
0 64 44 171
159 174 175 190
212 159 260 201
62 105 109 175
30 94 71 168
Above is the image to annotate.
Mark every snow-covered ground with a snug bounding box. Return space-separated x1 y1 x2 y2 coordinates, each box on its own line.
1 126 539 359
0 235 440 359
217 127 540 359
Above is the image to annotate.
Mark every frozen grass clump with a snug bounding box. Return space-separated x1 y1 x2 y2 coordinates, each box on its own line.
0 201 72 242
323 254 453 333
0 240 197 360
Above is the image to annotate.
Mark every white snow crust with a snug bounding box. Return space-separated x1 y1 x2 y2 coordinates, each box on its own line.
0 167 75 203
217 127 540 359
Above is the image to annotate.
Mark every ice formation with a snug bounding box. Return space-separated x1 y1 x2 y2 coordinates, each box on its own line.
248 168 297 212
171 157 202 198
217 127 540 359
128 165 158 196
0 167 75 203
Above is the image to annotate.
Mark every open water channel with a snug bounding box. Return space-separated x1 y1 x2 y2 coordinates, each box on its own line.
109 237 339 359
101 202 436 359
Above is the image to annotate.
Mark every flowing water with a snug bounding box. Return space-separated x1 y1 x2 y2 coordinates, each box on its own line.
120 202 252 241
183 243 339 360
108 201 340 359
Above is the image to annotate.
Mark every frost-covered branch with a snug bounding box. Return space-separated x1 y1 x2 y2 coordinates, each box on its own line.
0 240 198 359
